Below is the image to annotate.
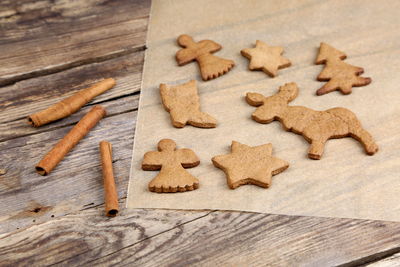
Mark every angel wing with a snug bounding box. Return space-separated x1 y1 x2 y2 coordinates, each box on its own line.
198 40 222 53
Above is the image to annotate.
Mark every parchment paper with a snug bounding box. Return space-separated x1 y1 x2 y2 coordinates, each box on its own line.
127 0 400 221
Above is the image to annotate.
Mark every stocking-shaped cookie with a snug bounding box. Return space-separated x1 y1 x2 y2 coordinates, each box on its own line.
176 34 234 81
142 139 200 193
160 80 217 128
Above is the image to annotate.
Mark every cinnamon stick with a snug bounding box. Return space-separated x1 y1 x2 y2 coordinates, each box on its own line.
36 105 106 176
28 78 115 127
99 141 119 217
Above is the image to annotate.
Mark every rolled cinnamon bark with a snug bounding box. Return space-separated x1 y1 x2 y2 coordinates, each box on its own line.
36 105 106 176
28 78 115 127
100 141 119 217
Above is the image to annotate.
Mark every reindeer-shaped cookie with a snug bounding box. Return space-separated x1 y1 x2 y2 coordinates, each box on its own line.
176 34 234 81
246 83 378 159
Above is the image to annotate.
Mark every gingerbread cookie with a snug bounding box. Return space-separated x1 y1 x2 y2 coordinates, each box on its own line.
142 139 200 193
315 42 371 95
241 40 291 77
160 80 217 128
246 82 378 159
212 141 289 189
176 34 235 81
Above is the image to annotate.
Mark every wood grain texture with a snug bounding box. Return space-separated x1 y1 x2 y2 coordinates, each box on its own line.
0 50 142 233
0 0 149 86
0 51 143 142
366 253 400 267
0 110 137 234
0 201 211 266
3 205 400 266
90 212 400 267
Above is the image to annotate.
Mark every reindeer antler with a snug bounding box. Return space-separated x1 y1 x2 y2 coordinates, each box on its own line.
246 92 266 106
276 82 298 102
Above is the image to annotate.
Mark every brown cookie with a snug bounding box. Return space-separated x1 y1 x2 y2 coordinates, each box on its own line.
246 82 378 159
142 139 200 193
241 40 291 77
160 80 217 128
315 42 371 95
212 141 289 189
176 34 235 81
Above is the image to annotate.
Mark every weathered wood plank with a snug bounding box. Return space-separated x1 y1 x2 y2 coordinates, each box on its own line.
0 51 144 141
366 253 400 267
0 201 211 267
88 212 400 267
1 205 400 266
0 0 150 86
0 110 138 234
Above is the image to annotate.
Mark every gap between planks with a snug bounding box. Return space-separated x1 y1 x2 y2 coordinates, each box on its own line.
0 90 141 143
0 0 151 87
339 248 400 267
0 44 146 88
3 195 399 266
0 49 145 143
55 208 215 266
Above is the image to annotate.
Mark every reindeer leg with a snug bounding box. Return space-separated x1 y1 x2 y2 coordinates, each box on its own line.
308 139 326 160
350 127 378 155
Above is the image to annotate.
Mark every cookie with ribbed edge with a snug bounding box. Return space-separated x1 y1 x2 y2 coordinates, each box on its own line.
142 139 200 193
176 34 234 81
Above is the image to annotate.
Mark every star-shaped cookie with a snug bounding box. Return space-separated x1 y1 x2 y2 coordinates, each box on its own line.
241 40 291 77
212 141 289 189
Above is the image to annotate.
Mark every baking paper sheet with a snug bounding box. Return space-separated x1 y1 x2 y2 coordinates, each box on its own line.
127 0 400 221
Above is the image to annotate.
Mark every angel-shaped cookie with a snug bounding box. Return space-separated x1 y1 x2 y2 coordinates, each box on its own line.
160 80 217 128
176 34 234 81
142 139 200 193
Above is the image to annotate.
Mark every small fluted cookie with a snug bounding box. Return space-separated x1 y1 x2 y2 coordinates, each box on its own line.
212 141 289 189
315 42 371 95
246 82 378 159
142 139 200 193
176 34 234 81
160 80 217 128
241 40 291 77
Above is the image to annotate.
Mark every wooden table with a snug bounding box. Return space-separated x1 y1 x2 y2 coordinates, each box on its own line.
1 1 400 265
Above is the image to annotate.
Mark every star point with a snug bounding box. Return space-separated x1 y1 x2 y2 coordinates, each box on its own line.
241 40 291 77
212 141 289 189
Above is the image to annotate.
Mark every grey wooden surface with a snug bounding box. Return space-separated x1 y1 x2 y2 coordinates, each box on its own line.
0 0 399 266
